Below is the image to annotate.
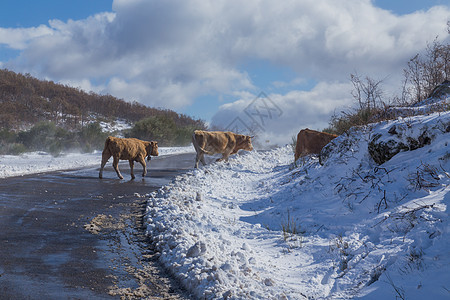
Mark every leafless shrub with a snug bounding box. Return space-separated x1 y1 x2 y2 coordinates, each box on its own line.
408 163 441 191
376 190 388 213
403 38 450 105
281 210 304 247
329 235 353 272
335 165 398 213
399 248 425 275
380 203 437 239
384 272 406 300
327 34 449 135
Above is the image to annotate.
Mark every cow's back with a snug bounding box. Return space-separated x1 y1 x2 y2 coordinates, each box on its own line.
295 129 337 160
105 136 145 160
193 130 232 154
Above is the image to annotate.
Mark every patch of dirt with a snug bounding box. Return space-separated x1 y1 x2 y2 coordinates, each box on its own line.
84 201 190 300
84 214 126 234
109 264 183 299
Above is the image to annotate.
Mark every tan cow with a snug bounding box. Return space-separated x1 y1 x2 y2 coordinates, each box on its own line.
192 130 254 168
99 136 159 180
295 128 337 161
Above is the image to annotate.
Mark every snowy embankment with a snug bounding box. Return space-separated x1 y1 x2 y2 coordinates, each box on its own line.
146 111 449 299
0 145 194 178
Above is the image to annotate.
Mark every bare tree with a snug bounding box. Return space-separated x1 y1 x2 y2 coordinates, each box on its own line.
350 73 385 111
403 38 450 104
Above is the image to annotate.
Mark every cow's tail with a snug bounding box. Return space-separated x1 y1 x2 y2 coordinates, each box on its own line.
192 132 212 155
102 136 113 155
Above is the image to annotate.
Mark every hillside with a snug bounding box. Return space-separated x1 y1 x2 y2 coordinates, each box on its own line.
0 69 206 153
0 69 205 131
144 97 449 298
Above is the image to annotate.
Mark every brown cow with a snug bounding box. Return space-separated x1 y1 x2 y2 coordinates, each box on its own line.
192 130 254 168
99 136 159 180
295 128 337 161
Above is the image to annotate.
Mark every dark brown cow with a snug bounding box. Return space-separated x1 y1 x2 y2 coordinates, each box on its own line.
295 128 337 161
99 136 159 179
192 130 254 168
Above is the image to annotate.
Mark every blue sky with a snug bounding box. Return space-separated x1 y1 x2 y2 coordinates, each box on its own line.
0 0 112 27
0 0 449 144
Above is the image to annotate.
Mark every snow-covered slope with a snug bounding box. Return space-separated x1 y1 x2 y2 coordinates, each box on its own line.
146 111 449 299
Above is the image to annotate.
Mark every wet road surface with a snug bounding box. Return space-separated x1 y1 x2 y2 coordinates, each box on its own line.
0 153 196 299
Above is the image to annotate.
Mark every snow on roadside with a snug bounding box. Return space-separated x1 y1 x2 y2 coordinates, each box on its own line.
0 151 101 178
146 111 449 299
0 145 195 178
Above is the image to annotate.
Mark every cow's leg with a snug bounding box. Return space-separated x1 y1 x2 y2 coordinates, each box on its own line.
137 156 147 177
194 153 199 168
194 152 206 168
99 151 111 179
194 152 201 168
129 160 135 179
112 156 124 179
217 150 231 162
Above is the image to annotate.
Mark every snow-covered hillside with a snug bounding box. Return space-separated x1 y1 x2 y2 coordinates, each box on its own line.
146 111 449 299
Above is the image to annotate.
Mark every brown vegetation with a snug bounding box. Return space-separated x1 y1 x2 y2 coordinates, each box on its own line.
0 69 204 131
0 69 206 154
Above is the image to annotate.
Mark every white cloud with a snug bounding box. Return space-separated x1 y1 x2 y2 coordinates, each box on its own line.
211 81 353 146
0 0 448 120
0 25 53 49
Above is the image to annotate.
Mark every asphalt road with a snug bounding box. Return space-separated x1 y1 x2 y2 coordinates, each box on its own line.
0 152 196 300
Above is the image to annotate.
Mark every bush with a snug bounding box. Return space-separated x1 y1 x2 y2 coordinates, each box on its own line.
0 143 26 155
0 122 112 155
16 122 74 156
325 73 386 135
127 115 198 146
78 122 109 153
326 107 384 135
175 125 197 146
0 129 17 144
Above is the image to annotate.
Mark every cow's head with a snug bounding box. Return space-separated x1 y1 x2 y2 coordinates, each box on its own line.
236 135 254 151
146 141 159 160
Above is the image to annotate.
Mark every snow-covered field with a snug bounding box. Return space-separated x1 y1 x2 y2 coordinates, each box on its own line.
0 145 194 178
146 111 449 299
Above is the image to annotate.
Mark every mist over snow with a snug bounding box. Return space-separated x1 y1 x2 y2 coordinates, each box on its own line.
0 0 449 144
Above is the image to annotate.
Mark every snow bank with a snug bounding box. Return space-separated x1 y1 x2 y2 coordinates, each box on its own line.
146 111 449 299
0 145 195 178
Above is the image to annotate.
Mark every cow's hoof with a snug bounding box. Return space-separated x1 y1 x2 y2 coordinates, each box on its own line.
131 175 136 180
119 176 124 180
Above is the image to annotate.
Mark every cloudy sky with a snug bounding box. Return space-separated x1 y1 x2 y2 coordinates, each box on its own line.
0 0 449 145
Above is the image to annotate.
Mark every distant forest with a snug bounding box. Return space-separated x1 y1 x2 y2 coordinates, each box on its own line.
0 69 206 154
